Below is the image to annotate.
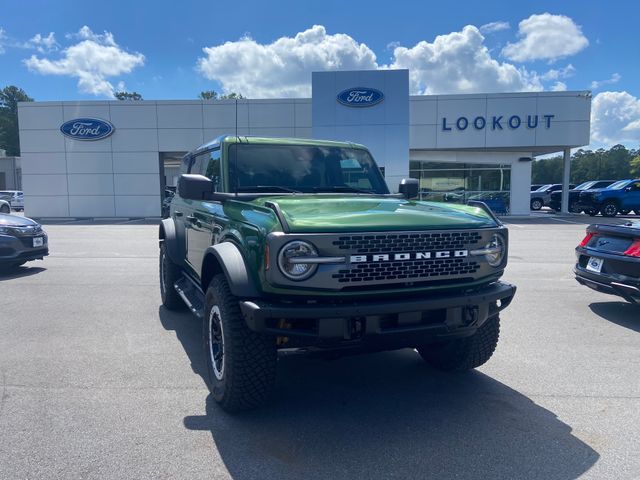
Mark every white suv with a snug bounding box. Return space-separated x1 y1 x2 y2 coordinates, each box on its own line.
0 191 24 210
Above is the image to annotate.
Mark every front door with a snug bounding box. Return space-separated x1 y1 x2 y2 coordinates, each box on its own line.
185 149 223 274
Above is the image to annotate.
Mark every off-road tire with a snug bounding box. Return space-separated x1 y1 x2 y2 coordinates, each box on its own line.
601 201 619 217
417 315 500 371
204 273 277 412
159 241 186 310
530 198 543 211
569 201 581 213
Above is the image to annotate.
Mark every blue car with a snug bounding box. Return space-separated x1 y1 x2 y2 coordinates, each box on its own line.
578 179 640 217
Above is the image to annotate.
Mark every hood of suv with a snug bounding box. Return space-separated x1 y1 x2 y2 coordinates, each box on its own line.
0 214 39 227
256 195 497 233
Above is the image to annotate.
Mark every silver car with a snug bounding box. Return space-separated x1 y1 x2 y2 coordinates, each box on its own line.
0 191 24 210
530 183 575 211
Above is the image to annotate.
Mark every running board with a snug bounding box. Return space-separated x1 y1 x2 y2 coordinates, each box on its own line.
174 275 205 319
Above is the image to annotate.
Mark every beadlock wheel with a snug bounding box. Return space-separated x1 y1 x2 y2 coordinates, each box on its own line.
208 305 225 381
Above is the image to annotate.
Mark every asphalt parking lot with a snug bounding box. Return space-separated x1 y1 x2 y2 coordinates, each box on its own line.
1 215 639 479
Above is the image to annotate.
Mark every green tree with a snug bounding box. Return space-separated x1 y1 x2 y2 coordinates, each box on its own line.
114 91 143 101
533 145 638 185
221 92 244 99
199 90 218 100
198 90 244 100
532 156 563 184
630 156 640 177
0 85 34 156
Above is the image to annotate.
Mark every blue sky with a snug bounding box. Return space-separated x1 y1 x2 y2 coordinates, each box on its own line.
1 0 639 148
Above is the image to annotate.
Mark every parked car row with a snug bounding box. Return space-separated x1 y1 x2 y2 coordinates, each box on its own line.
530 183 576 210
531 179 640 217
548 180 616 213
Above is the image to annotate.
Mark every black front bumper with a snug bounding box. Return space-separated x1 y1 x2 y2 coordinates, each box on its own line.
0 233 49 265
239 281 516 345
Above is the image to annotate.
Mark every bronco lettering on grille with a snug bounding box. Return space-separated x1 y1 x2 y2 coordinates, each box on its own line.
350 250 468 263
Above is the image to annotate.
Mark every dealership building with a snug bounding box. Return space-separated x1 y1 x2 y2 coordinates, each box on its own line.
17 69 591 217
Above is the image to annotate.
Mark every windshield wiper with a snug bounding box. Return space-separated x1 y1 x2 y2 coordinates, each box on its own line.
236 185 302 193
312 185 376 194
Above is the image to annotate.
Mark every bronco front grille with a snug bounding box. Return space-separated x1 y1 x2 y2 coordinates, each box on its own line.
332 231 483 254
330 231 484 284
332 257 480 283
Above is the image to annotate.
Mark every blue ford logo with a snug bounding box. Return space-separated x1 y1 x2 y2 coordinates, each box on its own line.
60 118 114 141
337 88 384 107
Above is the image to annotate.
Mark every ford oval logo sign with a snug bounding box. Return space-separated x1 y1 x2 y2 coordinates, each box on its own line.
60 118 114 141
337 87 384 107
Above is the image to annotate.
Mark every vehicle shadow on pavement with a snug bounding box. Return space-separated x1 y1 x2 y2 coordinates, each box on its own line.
0 266 46 281
160 307 599 480
589 302 640 332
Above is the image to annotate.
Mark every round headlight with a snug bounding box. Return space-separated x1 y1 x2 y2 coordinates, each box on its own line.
485 233 506 267
277 240 319 280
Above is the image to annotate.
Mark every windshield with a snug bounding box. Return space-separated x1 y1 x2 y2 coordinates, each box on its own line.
575 181 595 190
229 144 389 194
534 184 552 192
607 180 630 190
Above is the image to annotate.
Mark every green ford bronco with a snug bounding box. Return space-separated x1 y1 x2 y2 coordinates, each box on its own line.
159 136 516 411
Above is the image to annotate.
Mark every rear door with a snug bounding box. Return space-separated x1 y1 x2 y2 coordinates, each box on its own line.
170 154 194 271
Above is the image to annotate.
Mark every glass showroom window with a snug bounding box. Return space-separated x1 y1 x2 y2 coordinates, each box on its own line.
409 161 512 214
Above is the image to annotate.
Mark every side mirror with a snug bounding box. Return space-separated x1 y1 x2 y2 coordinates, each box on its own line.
399 178 419 200
178 174 213 200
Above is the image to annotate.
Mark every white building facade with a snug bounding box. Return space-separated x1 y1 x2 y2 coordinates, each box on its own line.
18 69 591 218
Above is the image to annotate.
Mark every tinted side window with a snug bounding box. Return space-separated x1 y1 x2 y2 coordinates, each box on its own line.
190 152 208 175
180 155 192 175
204 149 222 191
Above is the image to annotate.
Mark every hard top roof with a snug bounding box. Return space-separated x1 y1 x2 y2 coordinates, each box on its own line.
190 135 368 156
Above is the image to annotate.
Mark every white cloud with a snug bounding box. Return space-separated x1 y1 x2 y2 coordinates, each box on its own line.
65 25 116 46
197 25 378 97
502 13 588 62
479 21 510 34
24 26 144 97
550 81 567 91
0 28 6 54
389 25 542 94
26 32 58 53
591 91 640 145
590 73 621 90
197 24 549 97
540 64 575 81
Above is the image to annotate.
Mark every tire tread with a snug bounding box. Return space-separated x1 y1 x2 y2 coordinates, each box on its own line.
206 274 276 412
418 315 500 371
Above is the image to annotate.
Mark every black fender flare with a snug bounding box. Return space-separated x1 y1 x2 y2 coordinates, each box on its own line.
159 218 180 263
202 242 260 298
